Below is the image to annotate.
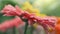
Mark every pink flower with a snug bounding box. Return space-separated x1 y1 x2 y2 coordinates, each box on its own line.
1 4 57 34
34 16 56 34
42 16 57 27
1 4 24 16
0 16 24 32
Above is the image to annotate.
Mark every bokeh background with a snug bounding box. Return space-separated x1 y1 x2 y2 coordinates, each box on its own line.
0 0 60 34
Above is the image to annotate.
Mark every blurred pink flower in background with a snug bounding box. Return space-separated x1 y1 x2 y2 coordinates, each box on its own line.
0 16 25 32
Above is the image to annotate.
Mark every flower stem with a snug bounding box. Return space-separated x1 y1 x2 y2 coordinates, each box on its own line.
19 16 28 34
24 20 28 34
